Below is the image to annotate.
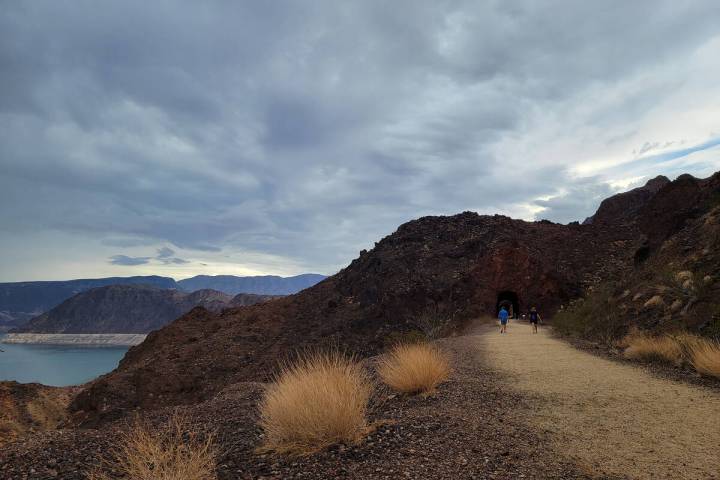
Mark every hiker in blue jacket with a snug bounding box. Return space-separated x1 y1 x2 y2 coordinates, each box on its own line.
498 306 509 334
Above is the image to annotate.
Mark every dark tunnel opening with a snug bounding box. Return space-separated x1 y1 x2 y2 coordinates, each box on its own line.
496 291 519 318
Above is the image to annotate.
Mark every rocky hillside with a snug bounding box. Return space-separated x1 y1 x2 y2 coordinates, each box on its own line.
11 286 277 334
177 273 326 295
68 173 720 425
557 173 720 340
0 382 78 447
0 311 33 333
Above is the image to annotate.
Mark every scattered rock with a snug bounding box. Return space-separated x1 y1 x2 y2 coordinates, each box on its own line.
675 271 693 283
643 296 665 309
670 299 684 312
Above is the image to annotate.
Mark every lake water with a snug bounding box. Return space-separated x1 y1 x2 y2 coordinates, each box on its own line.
0 337 129 386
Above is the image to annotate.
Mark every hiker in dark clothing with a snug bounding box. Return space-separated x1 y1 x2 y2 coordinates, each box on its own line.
529 306 542 334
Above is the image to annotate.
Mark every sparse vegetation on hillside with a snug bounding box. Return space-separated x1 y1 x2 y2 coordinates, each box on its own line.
551 284 626 343
87 413 217 480
259 351 372 455
377 342 451 395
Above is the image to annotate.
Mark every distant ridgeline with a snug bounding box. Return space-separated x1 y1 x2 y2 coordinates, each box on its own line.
0 274 326 332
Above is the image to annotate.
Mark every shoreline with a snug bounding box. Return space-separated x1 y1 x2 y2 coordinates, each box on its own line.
1 333 147 346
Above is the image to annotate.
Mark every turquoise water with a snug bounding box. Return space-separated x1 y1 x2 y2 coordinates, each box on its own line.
0 337 129 386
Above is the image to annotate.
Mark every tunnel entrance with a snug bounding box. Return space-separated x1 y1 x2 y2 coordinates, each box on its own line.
496 291 519 318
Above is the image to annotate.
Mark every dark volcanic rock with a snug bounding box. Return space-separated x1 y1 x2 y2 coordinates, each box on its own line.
586 172 720 335
584 175 669 226
69 172 720 424
11 286 275 334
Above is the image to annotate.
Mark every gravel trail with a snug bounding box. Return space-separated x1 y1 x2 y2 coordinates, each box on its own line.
477 321 720 480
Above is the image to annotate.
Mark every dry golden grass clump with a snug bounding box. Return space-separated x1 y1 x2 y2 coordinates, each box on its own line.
377 342 451 395
689 339 720 379
623 330 720 378
623 334 684 365
259 351 372 455
87 413 217 480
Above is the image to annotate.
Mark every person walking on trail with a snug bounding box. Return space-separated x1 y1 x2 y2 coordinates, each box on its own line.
529 306 541 334
498 306 509 334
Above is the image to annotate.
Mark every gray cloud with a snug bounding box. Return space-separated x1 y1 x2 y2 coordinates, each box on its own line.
2 1 720 280
155 247 189 265
109 255 152 266
156 247 175 259
533 178 616 224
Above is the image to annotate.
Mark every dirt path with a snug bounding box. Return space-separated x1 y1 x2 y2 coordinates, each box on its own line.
475 321 720 480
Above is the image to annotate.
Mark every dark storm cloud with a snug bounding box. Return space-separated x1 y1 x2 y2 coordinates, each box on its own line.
109 255 151 266
1 1 720 278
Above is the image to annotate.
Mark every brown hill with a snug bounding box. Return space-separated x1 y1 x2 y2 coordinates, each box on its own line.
70 172 720 425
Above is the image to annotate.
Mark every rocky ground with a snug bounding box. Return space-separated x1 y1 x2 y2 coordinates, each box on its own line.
0 382 79 449
0 325 591 480
4 321 720 479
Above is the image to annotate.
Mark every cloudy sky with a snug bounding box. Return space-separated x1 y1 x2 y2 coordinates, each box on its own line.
2 1 720 282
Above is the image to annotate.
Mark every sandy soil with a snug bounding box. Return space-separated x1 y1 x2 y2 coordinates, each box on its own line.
476 321 720 480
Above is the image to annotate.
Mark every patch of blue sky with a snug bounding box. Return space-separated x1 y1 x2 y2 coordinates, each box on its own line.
607 136 720 180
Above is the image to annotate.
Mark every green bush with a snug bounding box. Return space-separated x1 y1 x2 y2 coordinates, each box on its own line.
552 284 627 343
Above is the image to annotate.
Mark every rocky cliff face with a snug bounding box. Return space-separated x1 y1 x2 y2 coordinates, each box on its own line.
12 286 276 334
584 175 670 225
69 172 720 425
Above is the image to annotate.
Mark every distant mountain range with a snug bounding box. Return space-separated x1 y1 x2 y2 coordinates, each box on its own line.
176 273 327 295
0 274 325 331
11 285 279 334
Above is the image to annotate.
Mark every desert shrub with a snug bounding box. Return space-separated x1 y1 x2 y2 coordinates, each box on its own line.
552 284 626 343
700 310 720 340
689 338 720 379
259 350 372 455
377 342 450 395
87 413 217 480
623 334 684 365
417 305 445 339
384 329 426 347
